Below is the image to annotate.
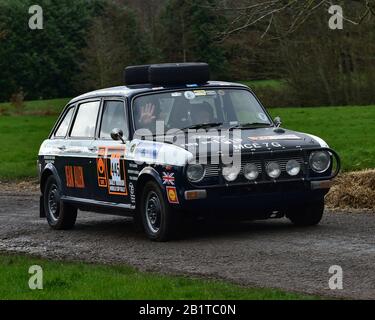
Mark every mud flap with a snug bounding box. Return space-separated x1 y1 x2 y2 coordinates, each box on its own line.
39 195 46 218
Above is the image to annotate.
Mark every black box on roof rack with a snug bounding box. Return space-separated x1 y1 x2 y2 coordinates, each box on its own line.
124 62 210 86
124 65 150 86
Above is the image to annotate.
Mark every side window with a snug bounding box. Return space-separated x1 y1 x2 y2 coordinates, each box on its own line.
70 101 100 138
99 101 128 139
55 107 74 138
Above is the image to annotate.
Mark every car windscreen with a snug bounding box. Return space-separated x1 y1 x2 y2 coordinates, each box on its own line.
132 88 272 135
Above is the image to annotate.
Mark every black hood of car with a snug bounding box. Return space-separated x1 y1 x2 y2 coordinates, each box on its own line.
174 127 324 157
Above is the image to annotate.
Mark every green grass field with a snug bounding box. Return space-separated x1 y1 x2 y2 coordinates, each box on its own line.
241 79 286 90
0 254 316 300
269 106 375 172
0 115 56 179
0 98 69 115
0 98 374 179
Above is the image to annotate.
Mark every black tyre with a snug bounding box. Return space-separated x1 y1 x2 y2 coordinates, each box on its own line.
287 198 325 227
140 181 179 242
44 175 77 230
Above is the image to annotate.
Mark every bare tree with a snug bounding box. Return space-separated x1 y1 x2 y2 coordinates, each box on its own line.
206 0 375 40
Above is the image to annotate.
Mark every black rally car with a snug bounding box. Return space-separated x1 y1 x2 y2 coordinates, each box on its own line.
38 63 340 241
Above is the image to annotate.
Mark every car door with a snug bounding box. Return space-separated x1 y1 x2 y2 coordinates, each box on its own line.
64 99 101 200
90 99 132 205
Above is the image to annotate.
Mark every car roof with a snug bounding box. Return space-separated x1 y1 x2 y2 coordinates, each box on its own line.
68 81 249 105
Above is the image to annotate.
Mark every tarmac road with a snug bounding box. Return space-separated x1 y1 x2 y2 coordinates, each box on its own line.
0 187 374 300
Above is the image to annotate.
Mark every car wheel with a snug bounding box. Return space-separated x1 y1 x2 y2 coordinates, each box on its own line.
44 175 77 230
287 198 325 227
140 181 179 242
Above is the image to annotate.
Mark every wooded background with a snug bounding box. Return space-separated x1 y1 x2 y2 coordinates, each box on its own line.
0 0 374 107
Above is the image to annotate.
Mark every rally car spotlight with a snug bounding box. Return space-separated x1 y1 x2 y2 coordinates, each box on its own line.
186 164 206 183
309 151 331 173
266 162 281 179
286 160 301 176
222 166 240 182
243 163 259 181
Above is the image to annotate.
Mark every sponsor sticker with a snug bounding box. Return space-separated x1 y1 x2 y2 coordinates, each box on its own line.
171 92 182 97
194 90 207 96
248 135 302 141
129 182 136 204
166 186 179 204
135 142 161 160
206 90 217 96
184 91 196 100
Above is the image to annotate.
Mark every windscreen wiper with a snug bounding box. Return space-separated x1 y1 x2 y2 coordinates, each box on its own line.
230 122 272 130
182 122 223 131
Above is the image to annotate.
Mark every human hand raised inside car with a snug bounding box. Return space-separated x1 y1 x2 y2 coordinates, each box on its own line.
138 103 156 125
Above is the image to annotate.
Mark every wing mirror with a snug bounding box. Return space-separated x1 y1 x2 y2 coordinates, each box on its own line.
111 128 126 144
274 117 282 128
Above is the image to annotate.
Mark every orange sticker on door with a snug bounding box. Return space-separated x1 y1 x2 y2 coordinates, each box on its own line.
65 166 75 188
73 166 85 189
97 147 108 187
65 166 85 189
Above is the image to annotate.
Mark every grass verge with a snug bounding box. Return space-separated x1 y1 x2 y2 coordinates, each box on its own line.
0 254 317 300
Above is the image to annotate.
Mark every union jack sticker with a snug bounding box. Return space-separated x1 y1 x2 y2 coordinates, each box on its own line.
162 172 175 186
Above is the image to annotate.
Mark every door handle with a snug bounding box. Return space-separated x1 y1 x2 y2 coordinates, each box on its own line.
88 146 98 153
58 146 67 151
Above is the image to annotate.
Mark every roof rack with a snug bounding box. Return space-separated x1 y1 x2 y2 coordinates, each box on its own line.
124 63 210 86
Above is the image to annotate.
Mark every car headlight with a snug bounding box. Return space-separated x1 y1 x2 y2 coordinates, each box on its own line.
222 166 240 182
186 164 205 183
309 151 331 173
243 164 259 181
286 160 301 176
266 162 281 179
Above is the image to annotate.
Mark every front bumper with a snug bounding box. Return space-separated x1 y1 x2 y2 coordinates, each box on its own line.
179 180 331 214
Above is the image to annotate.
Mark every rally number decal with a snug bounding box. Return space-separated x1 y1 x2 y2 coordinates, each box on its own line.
96 147 128 196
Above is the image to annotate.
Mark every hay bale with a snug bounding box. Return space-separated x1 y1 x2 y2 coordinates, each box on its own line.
326 170 375 210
